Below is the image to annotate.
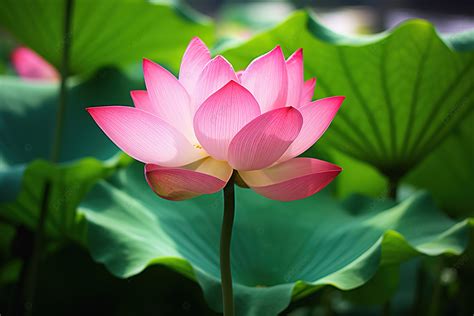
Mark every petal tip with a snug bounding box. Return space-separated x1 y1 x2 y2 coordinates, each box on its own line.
288 48 303 61
142 58 159 71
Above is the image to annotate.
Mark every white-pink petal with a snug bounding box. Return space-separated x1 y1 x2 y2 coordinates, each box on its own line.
194 81 261 161
228 106 303 171
143 59 195 141
279 96 344 161
240 46 288 113
300 78 316 107
286 49 304 108
239 158 341 201
87 106 206 167
145 158 232 201
130 90 154 114
192 55 238 112
179 37 211 95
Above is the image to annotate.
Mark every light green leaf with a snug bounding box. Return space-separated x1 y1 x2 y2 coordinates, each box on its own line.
81 162 470 315
221 11 474 179
0 69 136 241
0 0 214 74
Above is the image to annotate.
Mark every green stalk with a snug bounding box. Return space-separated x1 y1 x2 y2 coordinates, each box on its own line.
220 171 236 316
381 176 399 316
16 1 74 315
387 177 399 200
51 0 74 163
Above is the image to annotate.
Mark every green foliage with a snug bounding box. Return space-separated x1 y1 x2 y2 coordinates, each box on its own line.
81 162 470 315
406 110 474 217
0 0 215 74
0 69 136 240
221 11 474 179
0 159 120 244
0 4 473 313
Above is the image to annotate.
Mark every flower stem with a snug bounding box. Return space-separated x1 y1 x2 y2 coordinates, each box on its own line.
13 1 74 315
51 0 74 163
387 177 399 200
220 171 236 316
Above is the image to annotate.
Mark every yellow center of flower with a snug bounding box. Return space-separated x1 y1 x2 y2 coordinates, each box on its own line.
193 144 203 149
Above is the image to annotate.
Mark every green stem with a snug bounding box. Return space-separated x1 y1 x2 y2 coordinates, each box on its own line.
387 177 399 200
382 300 391 316
22 182 51 316
427 259 443 316
16 1 74 315
51 0 74 163
220 171 236 316
412 261 426 316
381 176 399 316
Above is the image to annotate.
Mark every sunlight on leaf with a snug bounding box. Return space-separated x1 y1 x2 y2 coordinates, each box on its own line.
81 162 470 315
221 11 474 179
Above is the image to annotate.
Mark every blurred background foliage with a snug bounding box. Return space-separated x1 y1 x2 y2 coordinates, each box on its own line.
0 0 473 315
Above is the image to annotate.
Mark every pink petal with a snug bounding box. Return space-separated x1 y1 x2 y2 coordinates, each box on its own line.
11 47 59 81
279 96 344 161
240 46 288 113
143 59 195 141
87 106 206 167
192 55 238 112
194 81 261 161
130 90 154 114
179 37 211 95
228 107 303 171
239 158 341 201
300 78 316 107
286 49 304 108
236 70 244 82
145 158 232 201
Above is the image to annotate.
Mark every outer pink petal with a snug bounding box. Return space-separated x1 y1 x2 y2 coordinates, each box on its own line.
286 49 304 108
192 55 238 112
240 46 288 113
239 158 341 201
87 106 206 167
130 90 154 114
11 47 59 81
145 158 232 201
300 78 316 107
236 70 244 82
228 107 303 171
143 59 195 141
179 37 211 95
280 96 344 161
194 81 261 161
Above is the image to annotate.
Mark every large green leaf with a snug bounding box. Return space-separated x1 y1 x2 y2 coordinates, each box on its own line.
0 0 214 74
81 162 470 315
0 68 136 241
318 109 474 216
221 11 474 179
405 109 474 217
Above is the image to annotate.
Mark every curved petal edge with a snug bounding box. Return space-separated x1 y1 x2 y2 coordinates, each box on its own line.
239 158 342 201
145 158 232 201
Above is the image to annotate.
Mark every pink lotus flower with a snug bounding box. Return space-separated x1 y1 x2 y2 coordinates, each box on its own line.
87 37 343 201
11 46 59 81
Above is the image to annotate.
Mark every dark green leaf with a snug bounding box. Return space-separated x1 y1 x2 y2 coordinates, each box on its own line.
406 110 474 217
0 68 137 241
0 0 215 74
221 11 474 178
